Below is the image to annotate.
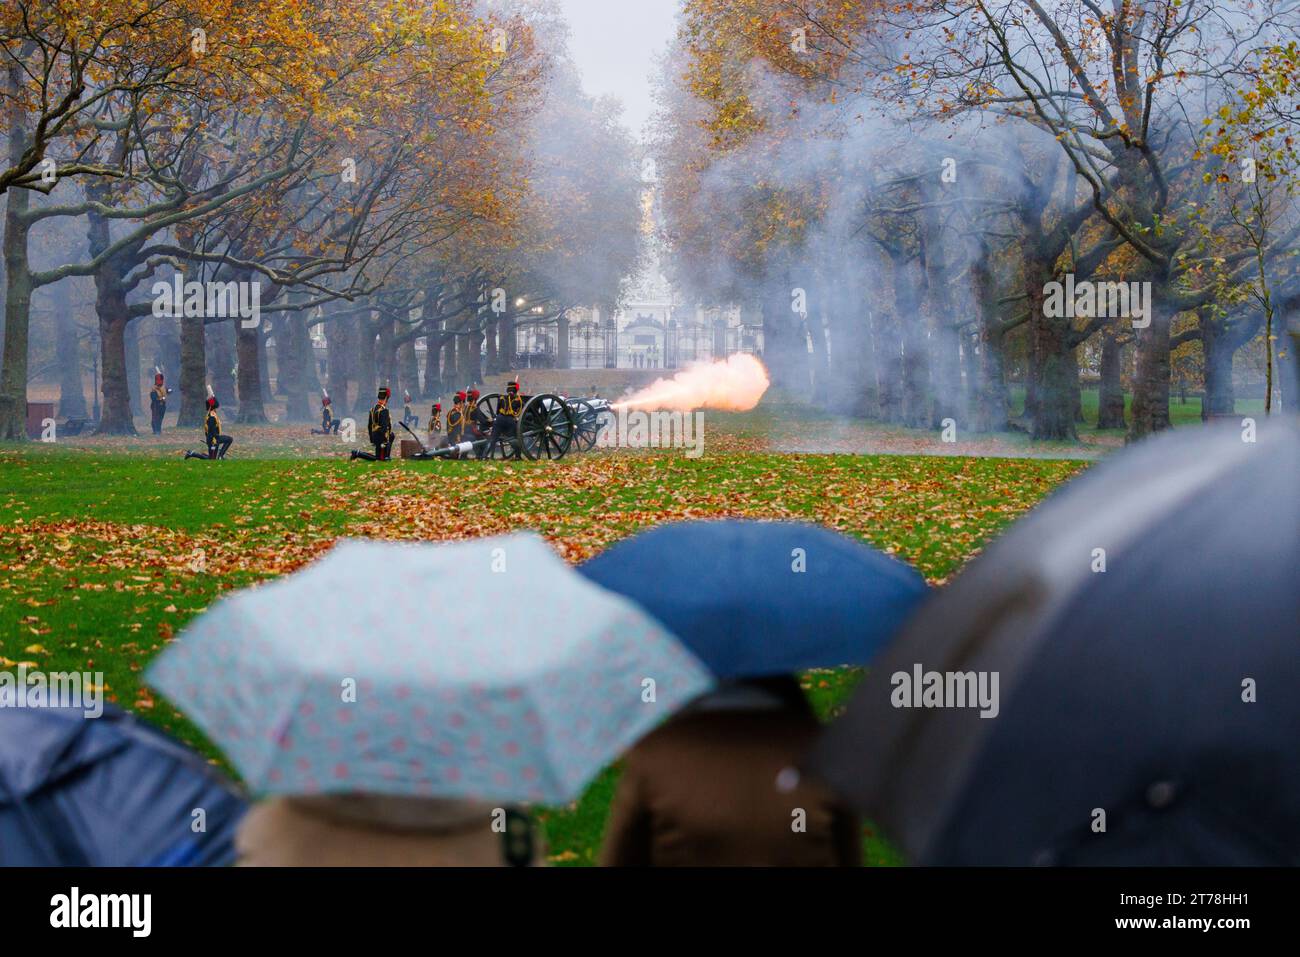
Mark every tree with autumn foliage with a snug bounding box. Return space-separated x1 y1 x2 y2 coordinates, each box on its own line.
1 0 533 437
653 0 1300 441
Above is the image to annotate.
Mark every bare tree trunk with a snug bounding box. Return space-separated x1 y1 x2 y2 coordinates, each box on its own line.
124 315 142 413
1066 346 1083 423
208 320 237 406
256 322 272 405
499 311 515 371
971 248 1008 432
268 316 289 397
353 313 377 416
377 315 397 392
87 202 138 435
454 318 471 389
423 326 444 398
398 339 419 401
235 319 268 423
281 311 312 422
53 280 88 419
892 257 930 428
467 320 483 385
95 308 135 435
1199 312 1235 420
442 317 459 389
178 311 207 427
921 200 963 428
1096 330 1127 429
874 272 905 424
153 314 181 383
1021 248 1077 440
323 306 350 407
1128 297 1173 441
0 61 33 440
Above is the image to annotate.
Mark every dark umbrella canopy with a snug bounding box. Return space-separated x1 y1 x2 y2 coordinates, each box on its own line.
0 705 246 866
807 422 1300 865
578 519 928 678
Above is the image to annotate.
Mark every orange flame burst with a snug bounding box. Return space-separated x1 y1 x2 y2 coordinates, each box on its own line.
612 354 770 412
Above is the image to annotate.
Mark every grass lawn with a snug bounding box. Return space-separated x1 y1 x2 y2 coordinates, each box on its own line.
1007 386 1266 435
0 410 1087 865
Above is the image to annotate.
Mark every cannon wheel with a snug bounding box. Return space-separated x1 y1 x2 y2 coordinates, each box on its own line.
474 393 515 459
568 399 604 452
519 394 575 460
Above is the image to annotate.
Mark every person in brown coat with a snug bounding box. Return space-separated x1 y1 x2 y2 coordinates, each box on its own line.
600 676 861 866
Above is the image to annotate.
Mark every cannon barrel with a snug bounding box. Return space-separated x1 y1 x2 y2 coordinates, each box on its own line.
413 440 478 460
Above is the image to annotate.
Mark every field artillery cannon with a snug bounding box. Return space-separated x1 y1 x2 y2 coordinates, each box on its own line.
402 391 611 461
564 396 612 452
452 391 579 460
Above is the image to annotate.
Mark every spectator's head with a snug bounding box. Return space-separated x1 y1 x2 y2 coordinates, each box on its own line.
236 793 538 867
688 675 812 718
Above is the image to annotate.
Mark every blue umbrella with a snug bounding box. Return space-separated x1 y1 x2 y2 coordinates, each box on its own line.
578 519 928 677
0 705 246 866
808 422 1300 865
147 533 712 804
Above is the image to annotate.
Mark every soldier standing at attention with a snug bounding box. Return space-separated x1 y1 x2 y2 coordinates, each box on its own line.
427 402 442 443
466 388 490 443
149 370 171 435
185 390 233 460
351 387 395 461
482 379 524 459
445 391 467 444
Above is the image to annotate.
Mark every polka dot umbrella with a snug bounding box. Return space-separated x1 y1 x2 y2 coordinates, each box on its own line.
147 533 713 804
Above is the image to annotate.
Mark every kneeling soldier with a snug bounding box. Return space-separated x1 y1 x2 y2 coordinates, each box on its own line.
402 390 419 430
312 390 340 435
185 391 232 460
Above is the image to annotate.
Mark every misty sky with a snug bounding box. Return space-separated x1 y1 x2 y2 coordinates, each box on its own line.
555 0 681 139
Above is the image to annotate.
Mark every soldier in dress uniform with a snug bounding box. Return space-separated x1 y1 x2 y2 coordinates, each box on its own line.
351 387 395 461
427 402 442 444
185 389 233 460
402 390 419 430
444 392 467 444
466 388 490 444
149 370 171 435
482 379 524 459
312 390 340 435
